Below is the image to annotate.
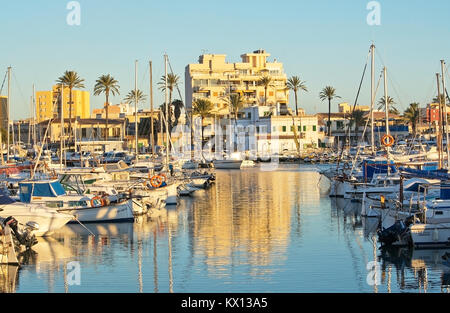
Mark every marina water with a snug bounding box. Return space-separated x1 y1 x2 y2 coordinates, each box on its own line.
6 165 450 293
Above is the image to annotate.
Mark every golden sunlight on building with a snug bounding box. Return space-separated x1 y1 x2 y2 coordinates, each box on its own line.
185 50 289 118
36 85 90 122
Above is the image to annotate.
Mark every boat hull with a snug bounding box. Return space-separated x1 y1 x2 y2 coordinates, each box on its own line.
60 201 134 223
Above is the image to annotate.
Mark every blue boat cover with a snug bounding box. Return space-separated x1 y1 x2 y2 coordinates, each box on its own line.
19 181 67 203
363 159 397 182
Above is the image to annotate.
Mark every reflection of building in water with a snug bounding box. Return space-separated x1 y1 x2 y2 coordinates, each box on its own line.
190 170 318 276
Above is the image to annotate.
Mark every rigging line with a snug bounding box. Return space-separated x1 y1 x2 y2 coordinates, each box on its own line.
350 73 383 173
337 49 370 168
423 76 437 105
12 71 28 111
0 70 7 95
167 56 184 104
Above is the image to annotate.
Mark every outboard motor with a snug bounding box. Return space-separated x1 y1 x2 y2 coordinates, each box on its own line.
378 219 410 246
2 216 38 249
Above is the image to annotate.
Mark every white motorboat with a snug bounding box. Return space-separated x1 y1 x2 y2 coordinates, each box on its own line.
213 159 243 169
410 223 450 248
18 180 134 223
0 195 73 236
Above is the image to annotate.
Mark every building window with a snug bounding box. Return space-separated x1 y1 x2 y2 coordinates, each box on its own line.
303 126 307 132
248 113 251 119
298 126 301 132
313 125 317 131
81 128 87 138
273 126 276 132
282 126 286 132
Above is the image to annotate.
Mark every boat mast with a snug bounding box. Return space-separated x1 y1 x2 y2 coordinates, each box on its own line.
150 60 155 156
28 96 32 146
383 67 391 162
164 54 169 166
371 44 375 155
441 60 449 168
7 66 11 162
437 73 443 169
135 60 139 158
60 84 64 171
33 84 36 147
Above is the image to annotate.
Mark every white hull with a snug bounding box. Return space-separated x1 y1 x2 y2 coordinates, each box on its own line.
213 160 243 169
58 200 134 223
411 223 450 248
0 203 73 236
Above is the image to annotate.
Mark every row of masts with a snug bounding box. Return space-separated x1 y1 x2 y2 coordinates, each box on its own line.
368 44 448 169
2 55 171 169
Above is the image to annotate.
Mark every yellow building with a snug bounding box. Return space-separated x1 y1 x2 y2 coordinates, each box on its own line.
0 96 7 130
338 102 370 114
185 50 289 117
36 85 90 122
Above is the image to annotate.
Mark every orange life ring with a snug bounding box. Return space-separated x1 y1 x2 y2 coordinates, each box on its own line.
90 196 104 208
159 173 167 182
381 134 395 147
150 175 163 188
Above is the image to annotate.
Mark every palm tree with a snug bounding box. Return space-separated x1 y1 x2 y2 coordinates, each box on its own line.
227 93 245 122
404 102 420 135
349 110 366 144
172 99 184 127
378 96 399 114
433 94 447 104
158 73 180 131
287 76 308 116
192 98 213 148
258 76 272 106
93 74 120 141
319 86 340 137
56 71 85 143
124 89 147 105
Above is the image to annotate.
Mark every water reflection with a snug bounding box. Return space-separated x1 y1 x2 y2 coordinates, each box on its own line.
187 169 306 279
3 165 450 293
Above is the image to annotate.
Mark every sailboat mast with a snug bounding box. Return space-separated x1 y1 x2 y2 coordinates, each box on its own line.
371 44 375 155
135 60 139 157
441 60 449 168
164 54 169 166
150 60 155 156
60 84 64 171
28 96 32 146
383 67 389 137
7 66 11 162
33 84 36 147
437 73 443 169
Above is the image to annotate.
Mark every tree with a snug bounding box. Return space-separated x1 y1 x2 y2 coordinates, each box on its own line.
124 89 147 106
433 94 447 104
287 76 308 116
158 73 180 132
192 98 213 148
56 71 85 143
258 76 272 106
319 86 340 137
172 99 184 127
227 93 245 122
349 109 366 144
378 96 399 114
93 74 120 141
404 102 420 135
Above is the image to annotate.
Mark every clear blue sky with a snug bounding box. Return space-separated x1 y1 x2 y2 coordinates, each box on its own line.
1 0 450 120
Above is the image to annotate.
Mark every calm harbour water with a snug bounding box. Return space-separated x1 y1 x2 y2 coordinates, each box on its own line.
2 164 450 293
